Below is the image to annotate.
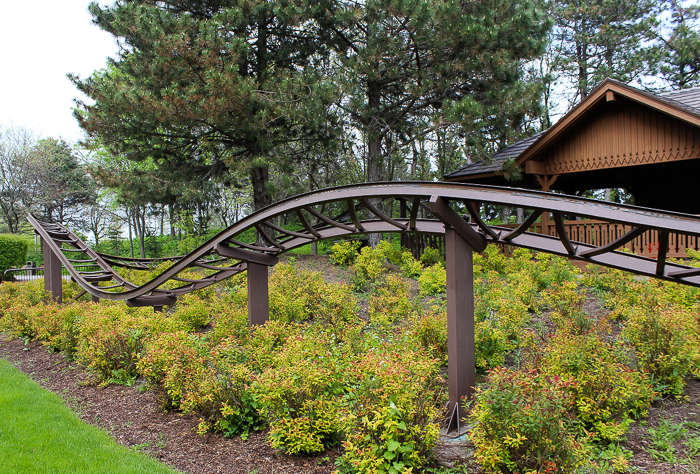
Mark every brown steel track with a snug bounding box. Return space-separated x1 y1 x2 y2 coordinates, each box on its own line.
28 181 700 308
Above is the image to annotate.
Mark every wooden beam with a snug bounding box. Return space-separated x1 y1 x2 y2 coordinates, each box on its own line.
606 90 616 102
247 262 270 326
524 160 546 175
444 227 475 433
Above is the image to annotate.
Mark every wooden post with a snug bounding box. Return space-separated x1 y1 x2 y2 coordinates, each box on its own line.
43 238 62 304
444 227 475 433
247 262 269 326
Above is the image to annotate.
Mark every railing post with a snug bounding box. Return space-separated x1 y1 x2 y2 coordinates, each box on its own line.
42 237 62 304
444 227 476 433
247 262 270 326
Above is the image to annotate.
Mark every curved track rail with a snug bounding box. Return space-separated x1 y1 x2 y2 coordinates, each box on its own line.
30 181 700 307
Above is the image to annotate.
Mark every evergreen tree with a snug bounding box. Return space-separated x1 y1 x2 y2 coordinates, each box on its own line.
328 0 551 185
649 0 700 90
71 0 340 213
548 0 659 105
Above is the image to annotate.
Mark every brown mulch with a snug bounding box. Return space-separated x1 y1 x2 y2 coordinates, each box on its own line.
0 336 338 474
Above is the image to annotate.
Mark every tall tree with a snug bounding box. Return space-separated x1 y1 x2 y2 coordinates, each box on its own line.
548 0 658 105
329 0 551 186
648 0 700 90
71 0 340 214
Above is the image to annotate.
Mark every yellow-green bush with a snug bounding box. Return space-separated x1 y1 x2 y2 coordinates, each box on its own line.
256 331 345 454
623 307 700 395
400 251 423 278
338 345 443 473
368 274 413 325
540 332 655 442
329 240 362 267
269 262 357 323
418 263 446 296
468 368 589 474
174 293 213 330
352 246 387 291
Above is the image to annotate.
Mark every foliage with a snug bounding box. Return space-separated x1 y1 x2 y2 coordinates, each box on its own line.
623 306 700 395
400 251 423 279
418 264 446 296
0 234 28 273
330 240 362 267
419 247 443 267
352 246 388 291
368 275 413 326
539 331 655 442
414 306 448 364
338 345 443 473
269 262 357 324
467 367 589 474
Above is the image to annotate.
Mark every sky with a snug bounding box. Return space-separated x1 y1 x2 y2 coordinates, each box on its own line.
0 1 119 143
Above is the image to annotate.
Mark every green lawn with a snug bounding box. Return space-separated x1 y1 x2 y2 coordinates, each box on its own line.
0 358 180 474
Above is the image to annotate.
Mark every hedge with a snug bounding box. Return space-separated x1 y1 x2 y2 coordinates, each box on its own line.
0 234 29 274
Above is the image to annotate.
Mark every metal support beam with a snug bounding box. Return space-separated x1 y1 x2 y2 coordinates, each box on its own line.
444 227 475 433
43 238 62 303
91 282 100 303
247 262 269 326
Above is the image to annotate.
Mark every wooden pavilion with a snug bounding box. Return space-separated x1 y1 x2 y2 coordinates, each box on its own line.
444 79 700 258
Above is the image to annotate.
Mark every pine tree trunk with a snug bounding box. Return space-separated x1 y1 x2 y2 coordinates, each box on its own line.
367 80 384 248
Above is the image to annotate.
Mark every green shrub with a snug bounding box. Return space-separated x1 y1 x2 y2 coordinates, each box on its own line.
400 251 423 278
174 293 212 330
376 240 403 265
368 275 413 325
352 246 387 291
414 306 447 363
269 262 357 323
420 247 442 267
0 234 28 273
329 240 362 267
468 367 589 474
623 307 700 395
256 331 344 454
338 346 442 473
540 332 655 442
418 264 446 296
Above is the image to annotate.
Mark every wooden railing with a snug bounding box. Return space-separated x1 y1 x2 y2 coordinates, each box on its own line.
502 219 700 259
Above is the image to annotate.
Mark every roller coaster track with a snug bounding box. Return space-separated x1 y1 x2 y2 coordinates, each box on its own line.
29 182 700 306
27 181 700 432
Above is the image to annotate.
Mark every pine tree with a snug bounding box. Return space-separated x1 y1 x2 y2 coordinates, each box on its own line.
71 0 340 213
548 0 659 105
649 0 700 90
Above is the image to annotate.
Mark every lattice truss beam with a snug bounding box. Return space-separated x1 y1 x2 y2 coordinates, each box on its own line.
28 182 700 309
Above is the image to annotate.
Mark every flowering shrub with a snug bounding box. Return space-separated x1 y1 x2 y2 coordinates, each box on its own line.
539 332 655 441
337 345 443 473
352 246 387 291
368 275 413 325
418 264 446 296
468 368 589 474
330 240 362 267
174 293 213 330
414 306 448 363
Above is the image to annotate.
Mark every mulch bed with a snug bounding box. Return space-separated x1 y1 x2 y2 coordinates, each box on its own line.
0 336 337 474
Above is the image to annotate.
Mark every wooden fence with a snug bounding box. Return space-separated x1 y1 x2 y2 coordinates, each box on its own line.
501 219 700 259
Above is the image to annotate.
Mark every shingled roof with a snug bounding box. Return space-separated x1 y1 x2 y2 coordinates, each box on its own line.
444 132 544 180
444 80 700 181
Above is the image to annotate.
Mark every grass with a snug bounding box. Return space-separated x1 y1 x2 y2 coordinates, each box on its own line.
0 358 179 474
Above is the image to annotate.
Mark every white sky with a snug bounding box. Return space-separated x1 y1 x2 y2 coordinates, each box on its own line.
0 1 118 143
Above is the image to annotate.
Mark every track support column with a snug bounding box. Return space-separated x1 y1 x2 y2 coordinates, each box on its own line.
42 238 62 304
444 227 476 433
247 262 270 326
